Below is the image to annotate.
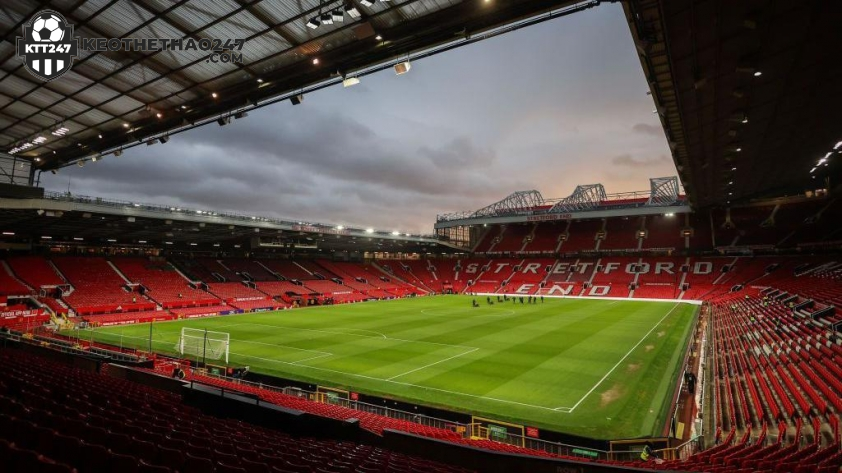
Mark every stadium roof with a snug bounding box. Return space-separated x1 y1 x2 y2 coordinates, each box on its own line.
0 190 452 252
625 0 842 208
0 0 594 171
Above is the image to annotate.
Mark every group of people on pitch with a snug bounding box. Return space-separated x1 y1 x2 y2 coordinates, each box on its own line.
472 295 544 307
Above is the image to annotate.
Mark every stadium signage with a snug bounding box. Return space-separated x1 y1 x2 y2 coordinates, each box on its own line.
463 261 714 276
1 309 45 318
526 213 573 222
16 10 245 82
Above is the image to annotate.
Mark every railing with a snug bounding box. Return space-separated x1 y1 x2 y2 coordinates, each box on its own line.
193 370 641 462
40 191 438 240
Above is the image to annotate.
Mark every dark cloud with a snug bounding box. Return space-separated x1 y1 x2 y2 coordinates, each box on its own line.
632 123 662 136
41 3 677 234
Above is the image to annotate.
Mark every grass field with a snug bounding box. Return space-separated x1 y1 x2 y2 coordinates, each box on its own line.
73 296 698 440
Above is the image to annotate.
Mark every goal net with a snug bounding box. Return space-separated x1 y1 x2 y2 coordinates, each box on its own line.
177 328 230 364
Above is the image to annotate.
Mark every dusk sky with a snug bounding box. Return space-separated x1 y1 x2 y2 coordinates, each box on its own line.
41 2 677 235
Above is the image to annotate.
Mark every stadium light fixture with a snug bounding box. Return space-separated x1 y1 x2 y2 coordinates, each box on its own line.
160 135 169 144
835 141 842 150
41 236 52 240
33 136 47 144
51 126 69 136
107 239 117 243
234 111 248 119
810 167 817 173
156 112 163 119
343 77 360 87
312 58 320 65
34 157 41 162
391 231 400 235
320 13 333 25
164 241 173 245
98 134 103 139
336 225 344 230
2 232 14 236
138 240 147 244
731 167 737 171
735 147 742 152
217 116 231 126
114 149 123 157
345 5 361 17
365 228 374 234
122 123 130 128
753 71 762 77
211 92 218 98
256 78 264 83
73 237 83 241
394 60 411 75
307 17 320 29
375 34 382 40
359 0 374 6
332 9 344 22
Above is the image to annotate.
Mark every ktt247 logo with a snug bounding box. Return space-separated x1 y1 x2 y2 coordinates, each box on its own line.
16 10 79 81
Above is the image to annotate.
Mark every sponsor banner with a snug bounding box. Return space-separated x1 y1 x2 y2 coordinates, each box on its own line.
1 309 45 319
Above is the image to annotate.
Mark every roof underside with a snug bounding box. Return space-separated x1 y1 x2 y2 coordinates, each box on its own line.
0 0 584 170
626 0 842 208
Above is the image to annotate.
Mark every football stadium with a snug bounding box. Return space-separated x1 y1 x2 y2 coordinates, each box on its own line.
0 0 840 472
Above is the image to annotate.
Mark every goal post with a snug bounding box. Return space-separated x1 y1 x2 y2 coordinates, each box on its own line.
176 328 230 364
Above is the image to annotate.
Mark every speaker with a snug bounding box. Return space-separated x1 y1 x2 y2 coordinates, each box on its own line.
290 94 303 105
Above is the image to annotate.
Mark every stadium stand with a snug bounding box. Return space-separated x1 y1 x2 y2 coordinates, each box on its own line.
7 255 65 289
0 346 472 473
113 258 221 309
491 224 534 253
641 214 685 250
375 261 433 293
0 264 31 296
222 259 277 282
560 219 601 253
207 282 272 303
259 259 319 280
53 257 156 316
521 222 565 254
600 217 642 251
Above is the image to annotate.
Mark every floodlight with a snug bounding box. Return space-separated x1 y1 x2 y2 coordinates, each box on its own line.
394 61 411 75
343 77 360 87
332 9 344 22
307 17 321 29
359 0 374 6
320 13 333 25
345 5 361 17
217 116 231 126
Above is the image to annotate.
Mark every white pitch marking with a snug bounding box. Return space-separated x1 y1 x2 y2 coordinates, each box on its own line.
565 302 681 413
386 347 479 381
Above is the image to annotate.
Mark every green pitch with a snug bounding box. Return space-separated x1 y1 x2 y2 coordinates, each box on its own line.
74 296 698 440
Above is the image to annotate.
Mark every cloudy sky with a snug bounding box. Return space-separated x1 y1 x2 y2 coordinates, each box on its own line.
41 2 677 235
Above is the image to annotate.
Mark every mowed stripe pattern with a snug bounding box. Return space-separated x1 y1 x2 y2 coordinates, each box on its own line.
83 296 697 440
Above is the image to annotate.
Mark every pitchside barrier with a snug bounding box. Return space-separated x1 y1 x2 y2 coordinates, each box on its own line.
191 369 655 462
